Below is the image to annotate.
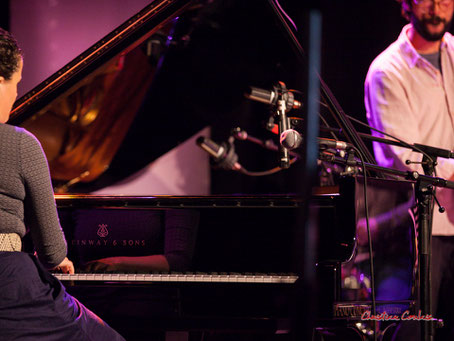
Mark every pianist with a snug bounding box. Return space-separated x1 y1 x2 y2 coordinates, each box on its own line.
0 27 125 340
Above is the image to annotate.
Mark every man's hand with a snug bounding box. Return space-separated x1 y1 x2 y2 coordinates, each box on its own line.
83 257 123 273
82 255 170 273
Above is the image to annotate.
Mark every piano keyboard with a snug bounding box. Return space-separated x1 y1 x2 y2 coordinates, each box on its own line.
53 272 298 284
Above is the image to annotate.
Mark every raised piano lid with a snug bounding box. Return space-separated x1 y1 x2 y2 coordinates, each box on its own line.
8 0 196 188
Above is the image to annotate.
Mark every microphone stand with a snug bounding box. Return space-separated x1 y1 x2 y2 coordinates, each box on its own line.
320 131 453 341
319 151 453 189
419 154 436 341
273 82 293 169
231 127 301 158
321 125 454 160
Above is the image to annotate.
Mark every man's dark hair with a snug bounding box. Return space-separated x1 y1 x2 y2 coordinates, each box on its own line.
397 0 412 21
0 28 22 80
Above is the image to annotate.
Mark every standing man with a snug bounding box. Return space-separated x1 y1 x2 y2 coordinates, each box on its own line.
365 0 454 339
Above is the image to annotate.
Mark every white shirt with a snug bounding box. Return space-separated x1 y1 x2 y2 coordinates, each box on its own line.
365 24 454 236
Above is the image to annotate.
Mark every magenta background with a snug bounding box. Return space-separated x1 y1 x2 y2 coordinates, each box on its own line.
9 0 210 196
10 0 151 98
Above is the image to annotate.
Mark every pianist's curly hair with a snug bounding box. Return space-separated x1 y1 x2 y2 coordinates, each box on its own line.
0 28 22 81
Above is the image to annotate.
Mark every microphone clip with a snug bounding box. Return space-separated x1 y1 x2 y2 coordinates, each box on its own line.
273 83 293 169
340 149 359 176
215 137 241 171
196 136 242 171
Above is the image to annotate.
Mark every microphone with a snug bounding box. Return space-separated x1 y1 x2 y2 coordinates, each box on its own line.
245 85 302 112
318 138 353 151
196 136 242 171
245 81 301 169
280 129 303 150
280 129 354 151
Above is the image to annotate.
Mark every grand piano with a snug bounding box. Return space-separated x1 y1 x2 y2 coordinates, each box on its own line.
9 1 418 340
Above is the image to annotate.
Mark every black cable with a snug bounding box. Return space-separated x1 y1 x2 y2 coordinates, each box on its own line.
318 101 341 140
346 114 437 177
238 157 299 176
318 113 339 140
318 100 438 177
268 0 376 166
231 128 301 176
352 145 377 341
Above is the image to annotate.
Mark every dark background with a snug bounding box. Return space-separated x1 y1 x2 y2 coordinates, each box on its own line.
148 0 409 195
0 1 417 194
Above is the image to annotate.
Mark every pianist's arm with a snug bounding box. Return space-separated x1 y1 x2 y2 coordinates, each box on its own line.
19 129 74 274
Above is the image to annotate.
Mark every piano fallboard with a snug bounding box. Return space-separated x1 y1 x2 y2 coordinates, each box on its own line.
53 194 350 274
49 194 315 339
55 194 309 208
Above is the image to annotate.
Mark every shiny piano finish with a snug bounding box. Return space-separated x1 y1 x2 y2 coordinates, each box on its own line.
54 194 309 340
313 176 418 341
54 193 356 269
51 191 353 337
9 0 197 191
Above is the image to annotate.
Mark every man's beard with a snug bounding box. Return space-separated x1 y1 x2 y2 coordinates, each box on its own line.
411 14 452 42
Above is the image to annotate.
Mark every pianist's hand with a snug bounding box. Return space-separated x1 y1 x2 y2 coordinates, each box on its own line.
52 257 75 274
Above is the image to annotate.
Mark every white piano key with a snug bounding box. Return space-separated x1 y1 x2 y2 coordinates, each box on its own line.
52 272 298 284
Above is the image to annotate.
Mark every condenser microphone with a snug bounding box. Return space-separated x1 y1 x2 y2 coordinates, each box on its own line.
196 136 225 159
318 138 353 151
280 130 354 151
196 136 242 171
246 86 302 111
245 81 301 169
280 129 303 150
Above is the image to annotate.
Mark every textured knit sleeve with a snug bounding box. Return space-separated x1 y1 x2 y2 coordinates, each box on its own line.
20 130 67 268
164 209 199 271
